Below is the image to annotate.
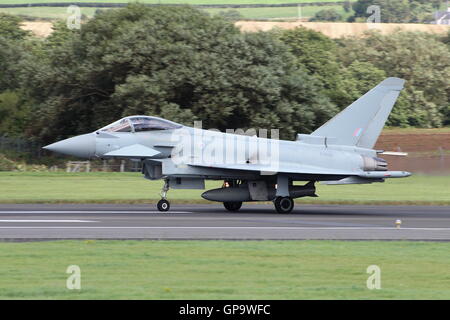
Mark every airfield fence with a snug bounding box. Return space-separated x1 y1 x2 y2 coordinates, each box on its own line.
65 159 142 172
0 136 43 158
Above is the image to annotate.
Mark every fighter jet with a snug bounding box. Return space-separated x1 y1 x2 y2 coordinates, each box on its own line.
44 77 410 213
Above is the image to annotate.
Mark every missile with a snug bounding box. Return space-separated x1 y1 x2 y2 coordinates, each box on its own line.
358 171 411 178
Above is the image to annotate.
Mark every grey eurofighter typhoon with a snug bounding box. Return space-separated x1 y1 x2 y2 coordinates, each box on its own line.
44 78 410 213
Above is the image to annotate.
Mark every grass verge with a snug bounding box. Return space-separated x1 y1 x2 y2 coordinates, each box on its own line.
0 172 448 205
0 240 449 299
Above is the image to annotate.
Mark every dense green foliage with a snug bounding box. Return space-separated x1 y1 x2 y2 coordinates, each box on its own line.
277 27 386 110
216 9 244 21
310 8 343 21
0 14 33 137
350 0 444 23
0 13 29 41
279 27 450 127
0 4 449 144
11 5 338 142
0 14 29 90
337 31 450 127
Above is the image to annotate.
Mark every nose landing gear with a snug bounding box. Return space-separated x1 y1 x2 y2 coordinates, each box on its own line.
157 179 170 212
157 199 170 212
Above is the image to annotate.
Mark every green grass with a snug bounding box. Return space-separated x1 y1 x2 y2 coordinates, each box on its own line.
206 5 350 20
0 240 449 299
1 5 350 20
0 0 341 4
0 172 448 205
0 7 100 19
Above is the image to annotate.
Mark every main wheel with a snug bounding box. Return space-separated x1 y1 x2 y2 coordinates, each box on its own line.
274 196 294 214
223 201 242 212
157 199 170 212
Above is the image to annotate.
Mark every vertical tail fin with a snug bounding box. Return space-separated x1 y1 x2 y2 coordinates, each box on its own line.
311 77 405 149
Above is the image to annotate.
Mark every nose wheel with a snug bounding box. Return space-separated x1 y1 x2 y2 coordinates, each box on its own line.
157 179 171 212
157 199 170 212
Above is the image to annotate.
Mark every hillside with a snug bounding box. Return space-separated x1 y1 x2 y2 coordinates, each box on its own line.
376 129 450 153
21 21 54 37
375 129 450 173
21 20 450 38
236 21 450 38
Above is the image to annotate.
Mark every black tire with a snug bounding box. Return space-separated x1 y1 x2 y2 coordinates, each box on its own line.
223 201 242 212
274 197 294 214
157 199 170 212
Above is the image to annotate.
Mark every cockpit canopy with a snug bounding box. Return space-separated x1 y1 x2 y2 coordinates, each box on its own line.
99 116 182 133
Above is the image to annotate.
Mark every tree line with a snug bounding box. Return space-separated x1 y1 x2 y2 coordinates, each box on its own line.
313 0 446 23
0 4 449 144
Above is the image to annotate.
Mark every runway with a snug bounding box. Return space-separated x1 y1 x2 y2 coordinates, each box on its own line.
0 203 449 241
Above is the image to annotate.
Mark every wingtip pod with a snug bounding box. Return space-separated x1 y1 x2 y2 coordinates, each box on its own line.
379 77 406 90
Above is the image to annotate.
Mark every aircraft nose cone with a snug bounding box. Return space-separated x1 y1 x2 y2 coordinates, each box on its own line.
43 133 95 158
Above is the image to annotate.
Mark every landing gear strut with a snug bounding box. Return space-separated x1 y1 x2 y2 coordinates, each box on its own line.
274 196 294 214
157 179 170 212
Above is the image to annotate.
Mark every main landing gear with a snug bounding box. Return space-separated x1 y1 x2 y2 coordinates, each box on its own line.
223 201 242 212
157 179 170 212
274 196 294 214
222 180 243 212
